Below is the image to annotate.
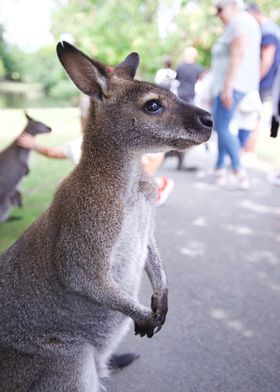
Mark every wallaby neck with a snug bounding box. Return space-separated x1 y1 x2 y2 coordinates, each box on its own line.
78 131 142 196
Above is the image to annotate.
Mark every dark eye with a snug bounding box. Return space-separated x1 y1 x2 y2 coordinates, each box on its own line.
144 100 163 114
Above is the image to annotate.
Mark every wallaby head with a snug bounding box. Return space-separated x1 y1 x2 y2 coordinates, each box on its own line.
57 41 212 154
24 112 52 136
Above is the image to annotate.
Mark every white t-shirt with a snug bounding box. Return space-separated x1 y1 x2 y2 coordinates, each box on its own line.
234 90 262 130
154 68 179 95
211 12 261 97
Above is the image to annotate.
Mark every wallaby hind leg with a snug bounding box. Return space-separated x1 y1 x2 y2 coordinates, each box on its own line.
177 151 186 170
108 353 140 373
0 196 12 222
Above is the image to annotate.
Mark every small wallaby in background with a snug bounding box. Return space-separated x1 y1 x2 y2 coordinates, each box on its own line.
0 112 51 222
0 41 212 391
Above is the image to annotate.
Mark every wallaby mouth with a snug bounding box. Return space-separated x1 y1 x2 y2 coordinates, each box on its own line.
171 131 211 151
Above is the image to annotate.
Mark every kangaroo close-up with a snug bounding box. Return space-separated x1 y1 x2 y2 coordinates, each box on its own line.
0 41 212 391
0 112 51 222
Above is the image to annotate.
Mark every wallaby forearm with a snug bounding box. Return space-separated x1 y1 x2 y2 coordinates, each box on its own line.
144 238 168 331
145 238 168 294
63 266 154 323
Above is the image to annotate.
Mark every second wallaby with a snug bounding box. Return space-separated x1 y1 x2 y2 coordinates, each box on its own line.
0 112 51 222
0 42 212 391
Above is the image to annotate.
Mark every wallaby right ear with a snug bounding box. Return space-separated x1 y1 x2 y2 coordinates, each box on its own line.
56 41 110 99
113 53 140 80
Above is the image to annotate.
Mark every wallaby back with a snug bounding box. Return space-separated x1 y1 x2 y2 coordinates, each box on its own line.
0 113 51 222
0 42 212 391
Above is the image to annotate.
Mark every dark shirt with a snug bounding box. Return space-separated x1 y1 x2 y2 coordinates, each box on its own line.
176 62 202 103
260 20 280 92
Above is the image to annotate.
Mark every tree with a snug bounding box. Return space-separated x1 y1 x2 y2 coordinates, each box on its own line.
0 25 27 81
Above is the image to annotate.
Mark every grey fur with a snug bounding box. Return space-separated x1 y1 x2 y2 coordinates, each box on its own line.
0 112 51 222
0 41 212 391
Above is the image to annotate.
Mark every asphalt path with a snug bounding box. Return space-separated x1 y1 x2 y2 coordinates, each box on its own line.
106 144 280 392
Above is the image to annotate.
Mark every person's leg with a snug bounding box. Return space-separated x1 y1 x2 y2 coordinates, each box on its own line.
243 121 260 153
244 88 270 153
213 91 244 171
212 96 227 170
238 129 251 149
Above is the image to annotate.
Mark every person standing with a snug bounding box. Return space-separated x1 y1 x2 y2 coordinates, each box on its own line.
247 3 280 101
244 3 280 155
210 0 260 188
155 58 178 95
176 47 202 104
173 47 202 170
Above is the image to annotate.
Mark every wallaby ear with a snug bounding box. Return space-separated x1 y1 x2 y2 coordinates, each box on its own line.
24 111 33 122
56 41 109 99
113 53 140 80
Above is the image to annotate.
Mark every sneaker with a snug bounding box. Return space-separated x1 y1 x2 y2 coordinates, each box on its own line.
229 170 250 190
197 169 227 185
155 176 175 206
267 171 280 186
213 169 228 186
208 169 228 186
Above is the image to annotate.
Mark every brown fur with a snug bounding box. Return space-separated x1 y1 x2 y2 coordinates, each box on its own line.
0 42 212 391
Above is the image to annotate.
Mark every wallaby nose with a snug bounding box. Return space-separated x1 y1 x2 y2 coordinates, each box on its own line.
199 113 213 129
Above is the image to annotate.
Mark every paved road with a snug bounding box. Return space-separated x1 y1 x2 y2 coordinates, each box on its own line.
106 145 280 392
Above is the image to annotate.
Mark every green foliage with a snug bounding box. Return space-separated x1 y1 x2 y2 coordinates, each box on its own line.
1 1 280 106
49 0 223 77
0 59 5 79
0 25 27 81
23 46 66 94
49 79 78 101
52 0 164 80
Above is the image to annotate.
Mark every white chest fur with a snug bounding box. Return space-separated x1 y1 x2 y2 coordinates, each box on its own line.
111 193 154 296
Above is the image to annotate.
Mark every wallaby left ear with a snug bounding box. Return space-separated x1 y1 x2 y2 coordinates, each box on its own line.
113 53 140 80
56 41 110 99
24 111 33 122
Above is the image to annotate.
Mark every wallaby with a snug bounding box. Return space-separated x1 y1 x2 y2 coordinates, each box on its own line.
0 112 51 222
0 41 212 391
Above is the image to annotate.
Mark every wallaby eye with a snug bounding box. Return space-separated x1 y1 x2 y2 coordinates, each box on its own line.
144 100 163 114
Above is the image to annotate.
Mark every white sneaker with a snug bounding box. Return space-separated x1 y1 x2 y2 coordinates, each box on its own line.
213 169 228 186
197 169 228 185
209 169 228 186
155 177 175 206
229 170 250 190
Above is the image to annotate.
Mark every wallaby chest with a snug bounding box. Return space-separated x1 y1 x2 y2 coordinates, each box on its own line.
111 183 155 293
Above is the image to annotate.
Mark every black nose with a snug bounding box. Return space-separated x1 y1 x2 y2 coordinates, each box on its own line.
199 114 213 129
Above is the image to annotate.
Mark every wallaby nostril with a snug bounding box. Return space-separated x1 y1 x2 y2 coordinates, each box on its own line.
200 115 213 129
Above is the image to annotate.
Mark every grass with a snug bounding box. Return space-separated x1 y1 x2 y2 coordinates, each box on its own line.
0 108 80 253
0 106 280 254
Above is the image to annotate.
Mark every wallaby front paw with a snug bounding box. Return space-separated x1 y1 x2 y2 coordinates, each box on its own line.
151 290 168 333
134 311 157 339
